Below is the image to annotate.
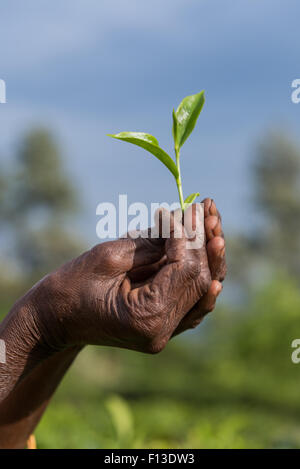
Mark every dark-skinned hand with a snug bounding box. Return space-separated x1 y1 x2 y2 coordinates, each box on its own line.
28 198 226 355
0 197 226 448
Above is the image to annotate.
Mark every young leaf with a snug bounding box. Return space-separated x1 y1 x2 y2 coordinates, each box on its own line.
107 132 179 179
174 91 205 149
172 109 178 149
183 192 200 210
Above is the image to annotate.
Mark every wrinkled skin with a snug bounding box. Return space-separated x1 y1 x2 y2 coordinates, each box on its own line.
0 199 226 448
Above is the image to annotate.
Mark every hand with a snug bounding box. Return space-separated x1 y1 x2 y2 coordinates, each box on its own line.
29 199 226 355
127 198 226 336
0 198 226 447
173 198 226 335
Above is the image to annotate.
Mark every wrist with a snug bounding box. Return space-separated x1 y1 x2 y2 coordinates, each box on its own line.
0 276 67 401
0 303 38 401
27 272 71 351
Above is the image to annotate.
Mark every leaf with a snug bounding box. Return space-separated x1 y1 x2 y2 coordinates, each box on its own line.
172 109 178 147
183 192 200 210
108 132 179 179
174 91 205 149
105 395 134 443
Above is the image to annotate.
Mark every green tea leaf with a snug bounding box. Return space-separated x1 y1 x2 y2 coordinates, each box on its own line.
183 192 200 210
108 132 179 179
172 109 178 147
174 91 205 149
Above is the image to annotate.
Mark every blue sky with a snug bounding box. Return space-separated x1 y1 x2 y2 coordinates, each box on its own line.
0 0 299 242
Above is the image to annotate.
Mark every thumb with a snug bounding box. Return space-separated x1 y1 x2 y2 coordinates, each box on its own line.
105 229 165 274
122 208 210 337
115 206 183 272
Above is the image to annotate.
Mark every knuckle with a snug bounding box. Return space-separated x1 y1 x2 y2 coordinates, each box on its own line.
133 316 163 342
190 318 203 329
219 263 227 282
214 260 227 283
206 303 215 313
91 242 108 260
204 278 211 294
143 336 168 354
130 311 169 355
200 271 212 294
91 241 120 271
183 258 202 280
202 198 212 216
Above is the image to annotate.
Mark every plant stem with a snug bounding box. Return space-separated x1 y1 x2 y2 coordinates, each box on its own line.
175 147 184 211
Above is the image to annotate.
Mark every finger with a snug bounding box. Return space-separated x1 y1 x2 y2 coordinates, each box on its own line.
205 215 219 241
213 218 223 237
207 236 226 281
173 199 226 335
195 280 222 315
208 199 224 236
210 200 223 225
209 199 218 216
120 236 165 270
203 198 226 280
112 205 183 274
97 222 166 275
128 255 167 284
130 203 205 284
202 198 213 218
202 198 224 238
182 203 205 250
121 207 210 332
172 280 222 336
174 237 225 333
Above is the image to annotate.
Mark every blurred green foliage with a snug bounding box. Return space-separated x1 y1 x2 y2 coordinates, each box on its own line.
30 275 300 448
1 129 300 448
0 128 83 302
